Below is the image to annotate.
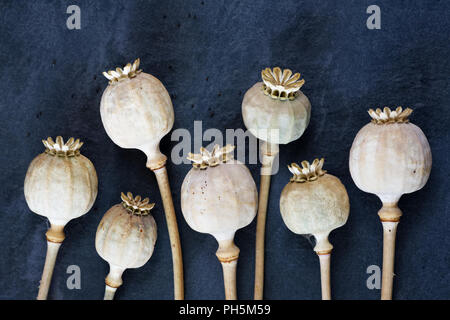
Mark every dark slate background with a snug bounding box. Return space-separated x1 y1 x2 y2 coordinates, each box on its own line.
0 0 449 300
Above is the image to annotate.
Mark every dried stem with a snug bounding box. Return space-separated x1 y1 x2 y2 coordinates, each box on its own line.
380 221 399 300
152 165 184 300
104 285 117 300
254 142 279 300
378 203 402 300
318 253 331 300
37 225 65 300
216 239 240 300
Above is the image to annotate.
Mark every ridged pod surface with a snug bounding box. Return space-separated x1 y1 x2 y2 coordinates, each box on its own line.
95 203 157 270
279 159 349 252
349 108 432 203
181 160 257 241
24 137 98 226
242 67 311 145
281 175 349 235
100 60 174 169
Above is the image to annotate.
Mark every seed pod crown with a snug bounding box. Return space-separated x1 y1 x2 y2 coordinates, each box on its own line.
102 58 142 84
187 144 235 169
121 192 155 216
288 158 326 183
42 136 83 157
261 67 305 101
368 106 413 124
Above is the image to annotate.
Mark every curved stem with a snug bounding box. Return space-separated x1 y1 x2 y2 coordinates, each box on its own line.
37 225 65 300
254 142 278 300
380 221 399 300
318 253 331 300
152 165 184 300
216 239 240 300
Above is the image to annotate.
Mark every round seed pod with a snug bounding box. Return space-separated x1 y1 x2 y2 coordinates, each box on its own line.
242 67 311 145
24 136 98 228
349 107 432 205
181 145 258 241
280 159 349 253
180 145 257 300
95 192 157 299
100 58 174 169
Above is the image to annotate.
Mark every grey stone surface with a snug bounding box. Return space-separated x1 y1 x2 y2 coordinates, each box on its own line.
0 0 449 299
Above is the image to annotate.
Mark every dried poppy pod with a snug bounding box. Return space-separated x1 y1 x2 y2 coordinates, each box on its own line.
242 67 311 299
100 59 183 299
181 145 258 300
95 192 157 300
349 107 432 300
280 159 349 300
24 136 98 300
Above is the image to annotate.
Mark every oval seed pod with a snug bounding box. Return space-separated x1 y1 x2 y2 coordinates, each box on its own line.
181 145 258 300
96 192 157 300
100 58 173 169
100 59 183 299
241 67 311 299
280 159 349 300
349 107 432 300
24 136 98 300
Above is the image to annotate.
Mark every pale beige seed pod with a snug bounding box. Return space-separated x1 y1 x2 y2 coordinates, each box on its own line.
349 107 432 300
241 67 311 299
100 58 174 169
24 136 98 300
100 59 183 300
242 67 311 145
181 145 258 300
96 192 157 300
280 159 349 300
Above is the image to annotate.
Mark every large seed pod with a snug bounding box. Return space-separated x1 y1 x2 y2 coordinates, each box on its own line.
181 145 257 300
181 145 257 241
349 107 432 204
280 159 349 252
349 107 432 300
100 58 174 169
24 136 98 226
242 67 311 144
95 192 157 299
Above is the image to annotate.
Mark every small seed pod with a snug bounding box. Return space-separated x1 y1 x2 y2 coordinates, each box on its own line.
95 192 157 300
24 136 98 300
280 159 349 300
101 58 174 169
242 67 311 145
242 67 311 299
181 145 258 300
349 107 432 300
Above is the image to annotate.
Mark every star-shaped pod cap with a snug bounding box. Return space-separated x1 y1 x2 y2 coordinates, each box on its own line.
121 192 155 215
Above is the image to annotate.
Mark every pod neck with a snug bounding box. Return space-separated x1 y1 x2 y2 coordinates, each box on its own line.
378 202 402 222
313 232 333 255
